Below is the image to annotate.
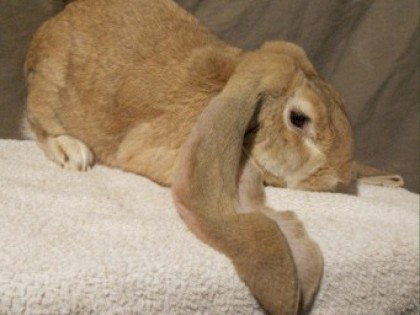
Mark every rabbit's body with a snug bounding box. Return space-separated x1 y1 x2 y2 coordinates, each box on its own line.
25 0 355 314
25 0 354 191
26 0 236 185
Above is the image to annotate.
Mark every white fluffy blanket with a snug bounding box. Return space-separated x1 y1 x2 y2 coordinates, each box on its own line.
1 140 418 314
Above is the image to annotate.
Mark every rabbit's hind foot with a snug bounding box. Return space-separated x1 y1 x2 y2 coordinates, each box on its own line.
42 135 94 171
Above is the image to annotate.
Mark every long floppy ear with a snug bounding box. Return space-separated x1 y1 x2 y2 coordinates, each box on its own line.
262 41 317 77
237 159 323 313
172 71 300 314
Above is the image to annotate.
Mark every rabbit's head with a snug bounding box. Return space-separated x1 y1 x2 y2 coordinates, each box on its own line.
227 41 355 191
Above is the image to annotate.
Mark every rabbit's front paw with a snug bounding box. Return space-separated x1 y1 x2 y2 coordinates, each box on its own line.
44 135 94 171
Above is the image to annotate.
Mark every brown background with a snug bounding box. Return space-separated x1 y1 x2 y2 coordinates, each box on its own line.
0 0 418 192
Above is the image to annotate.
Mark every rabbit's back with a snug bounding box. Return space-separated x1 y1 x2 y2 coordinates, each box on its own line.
27 0 220 70
25 0 229 168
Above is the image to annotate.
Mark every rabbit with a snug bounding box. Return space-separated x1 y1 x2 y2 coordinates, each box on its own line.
23 0 356 313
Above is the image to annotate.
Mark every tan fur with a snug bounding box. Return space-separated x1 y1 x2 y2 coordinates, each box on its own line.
24 0 356 313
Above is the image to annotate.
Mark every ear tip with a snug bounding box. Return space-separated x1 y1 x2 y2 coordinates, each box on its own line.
260 41 318 77
262 40 293 48
261 41 305 55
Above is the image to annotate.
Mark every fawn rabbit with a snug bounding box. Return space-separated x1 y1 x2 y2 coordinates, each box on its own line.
24 0 356 313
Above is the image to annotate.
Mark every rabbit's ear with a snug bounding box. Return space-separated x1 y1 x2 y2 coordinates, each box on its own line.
262 41 317 77
171 53 298 218
172 84 300 313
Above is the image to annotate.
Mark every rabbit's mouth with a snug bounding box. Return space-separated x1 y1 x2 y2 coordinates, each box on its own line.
243 145 354 193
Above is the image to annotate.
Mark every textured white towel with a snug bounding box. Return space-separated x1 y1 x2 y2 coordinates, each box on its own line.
0 140 418 315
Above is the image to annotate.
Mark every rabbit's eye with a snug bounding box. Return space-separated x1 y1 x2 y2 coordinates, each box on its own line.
290 111 309 129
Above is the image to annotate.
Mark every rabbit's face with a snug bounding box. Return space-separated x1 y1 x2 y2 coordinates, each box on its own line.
239 48 355 191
